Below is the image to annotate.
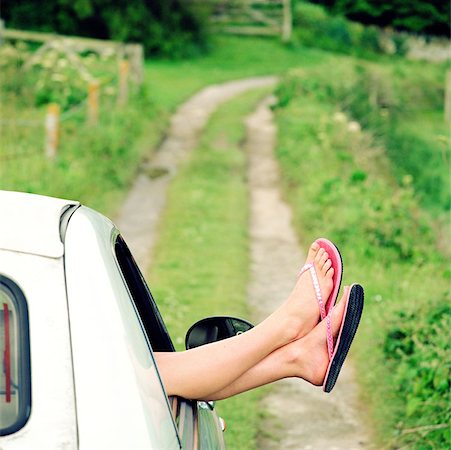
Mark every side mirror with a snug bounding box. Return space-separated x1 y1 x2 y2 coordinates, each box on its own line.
185 316 254 350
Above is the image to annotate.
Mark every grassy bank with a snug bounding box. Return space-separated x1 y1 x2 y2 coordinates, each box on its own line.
0 42 166 216
148 88 272 449
2 35 333 216
276 57 450 217
144 35 334 110
274 69 450 448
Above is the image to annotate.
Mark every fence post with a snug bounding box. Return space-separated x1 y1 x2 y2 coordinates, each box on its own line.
445 69 451 123
87 79 100 125
282 0 292 42
126 44 144 85
117 59 130 106
45 103 60 159
0 19 4 46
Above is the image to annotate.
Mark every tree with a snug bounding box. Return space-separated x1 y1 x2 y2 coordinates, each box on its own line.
306 0 450 36
1 0 211 57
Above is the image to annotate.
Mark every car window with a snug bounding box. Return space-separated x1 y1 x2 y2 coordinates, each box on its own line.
112 234 182 445
114 235 175 352
0 276 31 436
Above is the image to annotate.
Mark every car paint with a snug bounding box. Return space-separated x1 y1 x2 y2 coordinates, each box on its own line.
0 191 226 450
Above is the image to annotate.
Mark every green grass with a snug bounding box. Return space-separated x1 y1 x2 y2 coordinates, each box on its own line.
0 42 166 216
273 87 450 449
3 30 449 448
145 35 334 110
275 56 450 218
148 87 272 450
0 96 165 216
2 36 334 215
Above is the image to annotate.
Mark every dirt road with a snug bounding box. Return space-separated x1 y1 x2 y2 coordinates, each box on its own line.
246 96 372 449
115 76 276 271
115 78 372 449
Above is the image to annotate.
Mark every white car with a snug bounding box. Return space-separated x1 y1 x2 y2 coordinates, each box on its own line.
0 190 253 449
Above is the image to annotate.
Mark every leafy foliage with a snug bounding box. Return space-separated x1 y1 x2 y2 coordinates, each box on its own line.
274 65 451 449
305 0 450 36
293 2 411 57
275 60 450 214
384 301 450 447
2 0 211 57
0 41 164 214
1 42 118 110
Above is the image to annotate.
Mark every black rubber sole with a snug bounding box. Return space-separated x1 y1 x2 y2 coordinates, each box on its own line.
323 284 364 393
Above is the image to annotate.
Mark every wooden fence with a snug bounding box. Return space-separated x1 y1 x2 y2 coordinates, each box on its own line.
0 27 145 160
194 0 292 41
1 28 144 84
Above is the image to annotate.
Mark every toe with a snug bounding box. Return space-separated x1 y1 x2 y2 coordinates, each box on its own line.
307 241 320 262
317 250 329 267
323 260 332 273
315 248 325 264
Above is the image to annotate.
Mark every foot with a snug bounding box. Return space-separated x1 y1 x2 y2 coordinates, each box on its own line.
283 241 335 340
292 287 349 386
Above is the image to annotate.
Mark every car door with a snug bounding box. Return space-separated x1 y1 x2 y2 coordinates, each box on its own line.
113 233 226 450
65 207 180 449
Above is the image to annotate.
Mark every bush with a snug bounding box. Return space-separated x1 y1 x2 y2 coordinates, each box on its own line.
293 1 383 56
276 60 450 214
1 0 212 58
359 25 382 53
0 42 118 110
273 76 450 447
384 301 451 448
392 33 409 56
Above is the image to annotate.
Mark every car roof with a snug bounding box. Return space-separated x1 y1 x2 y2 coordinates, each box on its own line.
0 190 80 258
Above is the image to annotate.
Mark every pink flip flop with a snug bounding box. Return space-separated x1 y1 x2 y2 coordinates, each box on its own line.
322 283 364 392
298 238 343 321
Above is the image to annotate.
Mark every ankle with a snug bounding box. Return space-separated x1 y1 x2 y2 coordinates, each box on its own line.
292 336 324 386
283 315 304 343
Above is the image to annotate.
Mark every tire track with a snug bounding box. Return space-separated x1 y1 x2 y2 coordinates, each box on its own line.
245 96 372 449
115 76 276 273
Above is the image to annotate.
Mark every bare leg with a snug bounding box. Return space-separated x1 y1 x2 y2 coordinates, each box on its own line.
206 288 349 400
155 242 335 399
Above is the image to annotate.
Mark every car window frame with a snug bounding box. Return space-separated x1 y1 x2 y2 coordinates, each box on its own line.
0 275 32 436
112 233 204 448
114 234 175 353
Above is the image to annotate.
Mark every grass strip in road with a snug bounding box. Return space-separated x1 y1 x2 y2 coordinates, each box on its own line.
3 35 331 216
148 87 272 450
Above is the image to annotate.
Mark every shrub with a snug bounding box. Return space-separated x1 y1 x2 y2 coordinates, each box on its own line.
359 25 382 53
384 301 451 448
1 0 212 58
293 1 384 56
273 76 450 447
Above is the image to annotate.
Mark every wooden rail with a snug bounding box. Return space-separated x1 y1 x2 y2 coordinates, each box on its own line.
196 0 292 40
1 28 144 84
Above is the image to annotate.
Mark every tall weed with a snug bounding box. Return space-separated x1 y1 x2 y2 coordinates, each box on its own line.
275 60 450 214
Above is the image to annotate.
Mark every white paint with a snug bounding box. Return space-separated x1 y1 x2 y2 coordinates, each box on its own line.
0 190 78 258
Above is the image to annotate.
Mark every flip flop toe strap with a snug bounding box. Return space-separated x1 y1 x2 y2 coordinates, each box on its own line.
326 309 334 359
298 263 327 320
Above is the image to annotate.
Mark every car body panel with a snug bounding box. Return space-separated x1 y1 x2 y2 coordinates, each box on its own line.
197 402 227 450
64 206 180 449
0 190 79 258
0 191 227 449
0 250 77 449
